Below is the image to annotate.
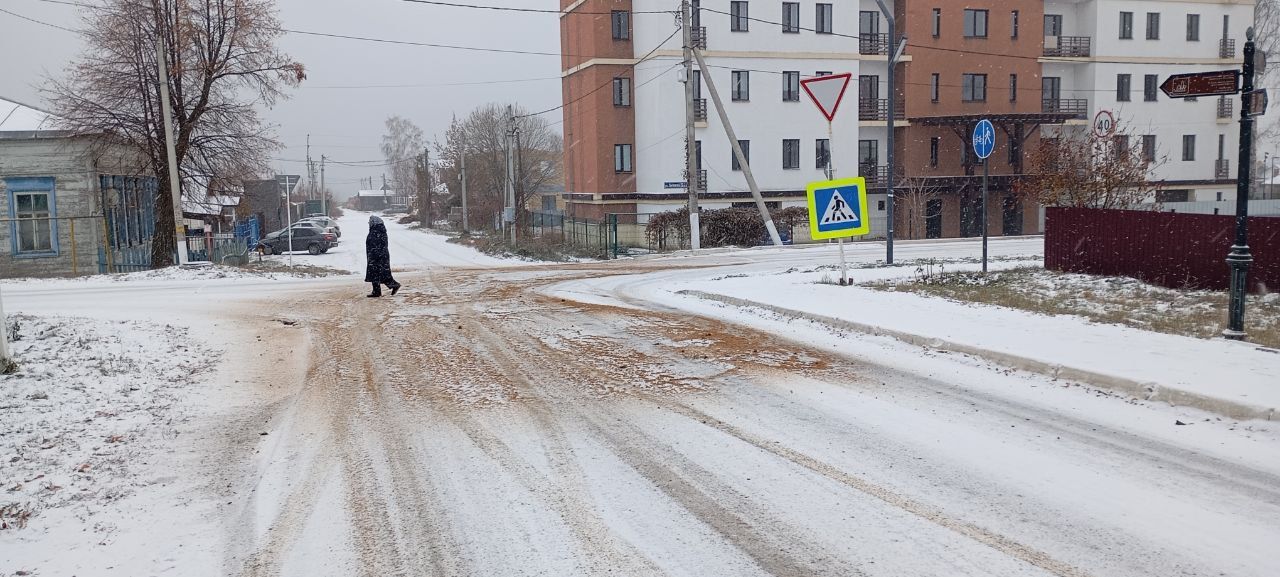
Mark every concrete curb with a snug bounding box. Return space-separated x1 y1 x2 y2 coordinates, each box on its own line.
679 290 1276 422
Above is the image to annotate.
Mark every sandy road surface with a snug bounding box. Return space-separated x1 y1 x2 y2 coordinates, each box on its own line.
224 260 1280 577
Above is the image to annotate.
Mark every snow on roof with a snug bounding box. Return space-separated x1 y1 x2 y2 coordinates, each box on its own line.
357 189 398 197
0 96 59 132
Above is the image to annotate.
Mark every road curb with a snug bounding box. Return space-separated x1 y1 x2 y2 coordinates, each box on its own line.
679 290 1276 422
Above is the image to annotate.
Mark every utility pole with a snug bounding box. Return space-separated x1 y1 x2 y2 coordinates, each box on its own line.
461 140 470 234
306 134 313 200
423 147 433 227
1225 27 1258 340
155 37 189 265
682 0 701 250
505 106 518 244
320 155 326 214
0 286 11 370
691 48 783 245
875 0 906 264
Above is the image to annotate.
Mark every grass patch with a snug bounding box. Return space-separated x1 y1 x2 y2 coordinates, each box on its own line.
872 266 1280 348
448 233 605 262
239 259 346 277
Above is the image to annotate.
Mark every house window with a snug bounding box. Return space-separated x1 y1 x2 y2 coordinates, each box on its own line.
962 73 987 102
782 2 800 33
930 137 940 167
1187 13 1200 41
1142 135 1157 162
783 71 800 101
816 3 833 34
733 140 750 171
1009 74 1017 102
783 139 800 169
732 71 750 101
1120 12 1134 39
963 9 988 38
611 11 630 40
614 144 633 172
816 70 832 77
1144 74 1158 101
1114 135 1130 159
1117 74 1131 101
931 73 940 102
8 178 57 256
1011 10 1020 38
859 140 879 167
1182 135 1195 161
730 1 748 32
1146 12 1160 40
613 77 631 107
816 139 831 169
932 9 941 38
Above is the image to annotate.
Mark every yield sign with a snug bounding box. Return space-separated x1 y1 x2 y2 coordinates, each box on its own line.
801 73 852 121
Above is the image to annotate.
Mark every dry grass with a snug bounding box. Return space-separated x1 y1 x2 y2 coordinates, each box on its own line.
872 267 1280 349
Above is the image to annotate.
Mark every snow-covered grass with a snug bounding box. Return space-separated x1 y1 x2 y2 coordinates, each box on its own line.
872 267 1280 349
0 315 217 532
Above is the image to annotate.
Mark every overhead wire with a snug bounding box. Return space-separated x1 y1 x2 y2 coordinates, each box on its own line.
400 0 674 16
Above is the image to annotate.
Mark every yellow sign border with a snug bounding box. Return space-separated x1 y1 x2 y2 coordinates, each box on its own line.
806 177 870 240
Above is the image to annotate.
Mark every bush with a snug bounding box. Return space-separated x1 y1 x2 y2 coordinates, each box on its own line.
645 205 805 249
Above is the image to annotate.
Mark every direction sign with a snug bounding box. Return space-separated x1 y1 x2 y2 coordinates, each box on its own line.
1159 70 1241 99
1092 110 1116 138
800 73 852 121
806 177 869 240
972 119 995 160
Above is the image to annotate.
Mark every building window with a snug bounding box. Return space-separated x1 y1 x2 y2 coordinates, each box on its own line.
730 1 749 32
613 77 631 107
816 70 832 77
859 140 879 167
783 71 800 101
930 137 940 167
1009 74 1017 102
1011 10 1019 38
1114 135 1130 159
10 181 57 256
1146 12 1160 40
1187 13 1200 41
1009 134 1021 165
931 73 940 102
783 2 800 33
816 139 831 169
1117 74 1131 101
614 144 633 172
1120 12 1134 39
963 9 988 38
932 8 941 38
1144 74 1158 101
611 11 630 40
732 71 750 101
783 139 800 169
732 140 750 171
1182 135 1195 161
962 73 987 102
1142 135 1157 162
816 3 833 34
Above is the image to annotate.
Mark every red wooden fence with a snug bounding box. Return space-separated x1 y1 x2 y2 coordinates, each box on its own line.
1044 207 1280 292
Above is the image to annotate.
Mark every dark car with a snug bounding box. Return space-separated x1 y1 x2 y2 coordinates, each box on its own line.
257 226 335 255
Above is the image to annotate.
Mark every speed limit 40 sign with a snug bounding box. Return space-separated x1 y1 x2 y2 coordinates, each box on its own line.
1093 110 1116 138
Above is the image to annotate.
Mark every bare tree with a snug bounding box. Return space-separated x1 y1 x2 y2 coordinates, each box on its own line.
46 0 304 267
380 116 425 218
1021 122 1167 209
433 103 562 233
897 177 943 240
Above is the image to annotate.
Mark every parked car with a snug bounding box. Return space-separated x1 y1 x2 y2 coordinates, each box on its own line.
301 216 341 238
257 225 335 255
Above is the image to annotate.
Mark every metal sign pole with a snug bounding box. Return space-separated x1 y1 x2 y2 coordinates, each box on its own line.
1224 28 1257 340
982 159 989 273
828 120 847 285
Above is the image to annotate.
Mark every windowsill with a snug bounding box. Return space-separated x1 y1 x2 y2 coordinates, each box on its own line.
817 31 832 35
732 99 750 103
963 36 989 40
961 99 988 103
13 251 59 259
783 30 800 34
615 171 634 174
731 29 748 33
614 105 632 108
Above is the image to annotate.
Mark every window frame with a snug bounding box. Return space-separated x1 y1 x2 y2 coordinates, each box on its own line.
963 9 989 38
1117 74 1131 102
732 140 750 171
816 138 831 170
783 71 801 102
816 3 833 34
731 70 750 101
1120 11 1134 40
1011 10 1019 38
730 1 749 32
612 76 632 107
1009 74 1018 102
1187 13 1200 41
614 144 633 173
782 2 801 33
930 73 940 102
611 10 631 40
1182 134 1196 161
932 8 941 38
1143 74 1158 102
1146 12 1160 40
782 139 801 170
930 137 940 167
1142 135 1157 162
962 73 988 102
6 176 60 258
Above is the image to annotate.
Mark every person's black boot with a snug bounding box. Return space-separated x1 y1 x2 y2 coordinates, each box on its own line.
367 291 382 298
389 282 401 296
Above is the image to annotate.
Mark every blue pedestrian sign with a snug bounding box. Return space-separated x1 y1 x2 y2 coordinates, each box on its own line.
973 119 996 160
806 177 870 240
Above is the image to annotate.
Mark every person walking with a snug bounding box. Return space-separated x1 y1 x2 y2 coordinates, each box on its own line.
365 215 401 297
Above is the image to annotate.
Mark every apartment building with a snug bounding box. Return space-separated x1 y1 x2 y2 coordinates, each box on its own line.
559 0 1253 239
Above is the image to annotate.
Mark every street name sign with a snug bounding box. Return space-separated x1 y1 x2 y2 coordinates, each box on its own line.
972 119 995 160
806 177 869 240
800 73 852 121
1159 70 1241 99
664 181 687 189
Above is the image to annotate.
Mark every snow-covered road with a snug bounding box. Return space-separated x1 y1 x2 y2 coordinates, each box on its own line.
3 222 1278 577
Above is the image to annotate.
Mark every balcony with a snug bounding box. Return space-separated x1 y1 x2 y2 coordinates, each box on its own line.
858 98 906 121
1220 38 1236 59
684 169 708 191
694 98 707 122
691 26 707 50
1042 98 1089 119
1043 35 1092 58
859 33 889 56
1218 96 1234 119
1216 159 1230 179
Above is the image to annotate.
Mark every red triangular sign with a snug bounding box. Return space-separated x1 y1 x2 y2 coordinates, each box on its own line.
800 73 852 122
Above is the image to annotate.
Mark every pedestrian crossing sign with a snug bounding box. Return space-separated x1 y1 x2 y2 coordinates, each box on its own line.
806 177 869 240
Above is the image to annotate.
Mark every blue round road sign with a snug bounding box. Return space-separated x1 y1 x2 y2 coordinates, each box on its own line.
973 119 996 160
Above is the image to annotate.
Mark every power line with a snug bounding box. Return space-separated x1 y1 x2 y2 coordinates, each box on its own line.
522 25 682 118
304 76 561 90
400 0 674 16
0 6 78 32
281 29 564 57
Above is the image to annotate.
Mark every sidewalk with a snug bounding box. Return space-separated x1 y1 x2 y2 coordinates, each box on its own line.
672 266 1280 421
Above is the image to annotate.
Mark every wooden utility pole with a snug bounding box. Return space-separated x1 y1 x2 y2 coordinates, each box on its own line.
682 0 701 250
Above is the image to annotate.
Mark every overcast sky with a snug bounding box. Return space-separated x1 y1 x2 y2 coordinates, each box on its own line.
0 0 562 199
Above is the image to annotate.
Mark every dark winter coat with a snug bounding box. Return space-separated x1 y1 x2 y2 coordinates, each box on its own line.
365 217 394 284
